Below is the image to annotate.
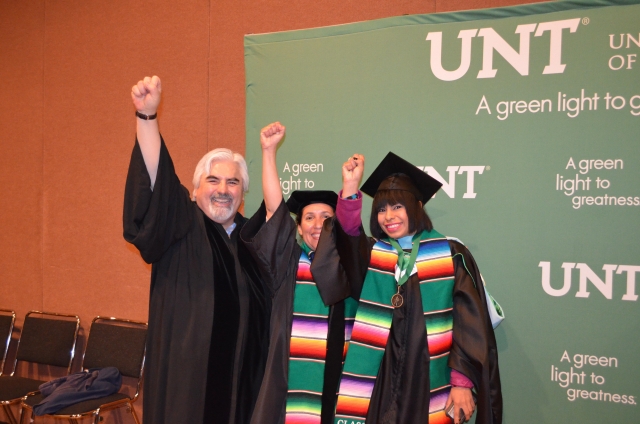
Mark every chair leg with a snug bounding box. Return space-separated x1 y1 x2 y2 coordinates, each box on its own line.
2 404 19 424
128 402 141 424
17 404 33 424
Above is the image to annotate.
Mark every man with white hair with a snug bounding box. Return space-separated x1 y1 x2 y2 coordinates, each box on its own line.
124 76 270 424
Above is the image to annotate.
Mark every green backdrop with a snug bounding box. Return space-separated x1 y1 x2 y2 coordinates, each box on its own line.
244 0 640 422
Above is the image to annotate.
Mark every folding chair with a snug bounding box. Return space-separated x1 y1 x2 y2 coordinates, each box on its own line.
0 310 16 376
21 316 147 424
0 311 80 424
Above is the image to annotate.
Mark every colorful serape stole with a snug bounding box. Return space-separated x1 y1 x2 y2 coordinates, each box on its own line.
285 250 329 424
343 297 358 359
286 249 359 424
334 230 456 424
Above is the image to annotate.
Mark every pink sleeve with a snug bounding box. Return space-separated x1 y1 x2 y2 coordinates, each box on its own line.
450 369 474 388
336 190 362 236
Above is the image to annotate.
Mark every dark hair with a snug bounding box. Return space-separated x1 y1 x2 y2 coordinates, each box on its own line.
294 202 335 226
369 188 433 239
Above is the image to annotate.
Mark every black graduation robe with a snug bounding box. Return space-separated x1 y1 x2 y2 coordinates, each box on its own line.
123 139 270 424
333 222 503 424
240 200 362 424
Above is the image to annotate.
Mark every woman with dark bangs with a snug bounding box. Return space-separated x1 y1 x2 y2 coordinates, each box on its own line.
332 152 502 424
368 180 433 240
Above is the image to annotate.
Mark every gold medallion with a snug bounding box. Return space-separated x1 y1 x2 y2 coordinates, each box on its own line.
391 293 403 308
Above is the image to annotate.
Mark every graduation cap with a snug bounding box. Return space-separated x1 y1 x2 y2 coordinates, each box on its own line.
360 152 442 203
285 190 338 216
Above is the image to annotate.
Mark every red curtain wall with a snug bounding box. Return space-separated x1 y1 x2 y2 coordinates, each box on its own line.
0 1 542 421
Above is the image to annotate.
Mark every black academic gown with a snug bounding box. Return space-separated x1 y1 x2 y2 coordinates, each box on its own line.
334 223 502 424
240 200 362 424
123 139 270 424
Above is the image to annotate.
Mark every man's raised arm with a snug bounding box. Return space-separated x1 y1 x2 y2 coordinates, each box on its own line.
131 75 162 189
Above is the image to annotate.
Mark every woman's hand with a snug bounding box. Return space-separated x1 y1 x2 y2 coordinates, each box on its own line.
260 122 285 220
260 122 285 152
131 76 161 115
445 387 476 424
341 154 364 198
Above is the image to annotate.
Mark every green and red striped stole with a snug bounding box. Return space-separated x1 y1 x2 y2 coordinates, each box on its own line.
334 230 456 424
285 249 358 424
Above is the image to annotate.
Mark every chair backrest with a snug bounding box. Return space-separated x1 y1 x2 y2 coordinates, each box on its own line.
12 311 80 376
82 317 148 399
0 309 16 376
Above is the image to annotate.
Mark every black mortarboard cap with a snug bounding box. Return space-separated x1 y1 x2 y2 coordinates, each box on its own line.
360 152 442 203
285 190 338 216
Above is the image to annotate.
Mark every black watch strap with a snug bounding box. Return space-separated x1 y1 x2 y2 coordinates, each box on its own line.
135 111 157 120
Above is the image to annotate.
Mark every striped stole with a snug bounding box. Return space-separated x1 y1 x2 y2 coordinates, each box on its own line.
334 232 456 424
285 250 357 424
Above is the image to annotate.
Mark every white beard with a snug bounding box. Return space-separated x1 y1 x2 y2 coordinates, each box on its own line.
208 202 235 223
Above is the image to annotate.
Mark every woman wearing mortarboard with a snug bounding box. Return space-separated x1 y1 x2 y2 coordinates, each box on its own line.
241 122 364 424
331 152 502 424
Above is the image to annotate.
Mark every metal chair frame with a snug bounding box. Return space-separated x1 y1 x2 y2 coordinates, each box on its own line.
20 316 147 424
0 309 16 377
0 311 80 424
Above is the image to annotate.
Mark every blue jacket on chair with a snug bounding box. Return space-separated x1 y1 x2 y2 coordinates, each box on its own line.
34 367 122 415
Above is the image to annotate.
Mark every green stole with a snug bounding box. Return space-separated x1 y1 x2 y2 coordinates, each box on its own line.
334 230 456 424
285 243 358 424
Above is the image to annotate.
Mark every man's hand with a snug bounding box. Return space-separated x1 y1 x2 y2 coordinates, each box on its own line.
131 76 162 115
131 76 162 188
342 154 364 198
260 122 286 152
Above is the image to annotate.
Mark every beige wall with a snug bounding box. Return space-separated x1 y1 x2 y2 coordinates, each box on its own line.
0 0 543 421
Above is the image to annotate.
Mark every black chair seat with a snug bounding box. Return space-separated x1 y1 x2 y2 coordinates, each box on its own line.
24 392 130 415
19 317 147 424
0 375 45 401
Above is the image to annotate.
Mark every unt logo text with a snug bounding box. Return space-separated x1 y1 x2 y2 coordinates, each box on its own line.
426 18 581 81
539 261 639 301
418 166 485 199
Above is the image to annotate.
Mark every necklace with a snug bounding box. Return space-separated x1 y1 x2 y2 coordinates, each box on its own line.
387 231 425 308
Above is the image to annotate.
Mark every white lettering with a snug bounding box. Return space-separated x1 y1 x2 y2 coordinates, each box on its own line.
427 18 580 80
543 262 640 300
628 33 640 48
477 24 537 78
540 261 574 296
423 166 459 198
609 55 625 70
534 18 581 74
566 157 576 169
616 265 640 301
575 263 617 299
426 29 478 81
631 95 640 116
458 166 485 198
476 95 492 114
610 34 624 49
